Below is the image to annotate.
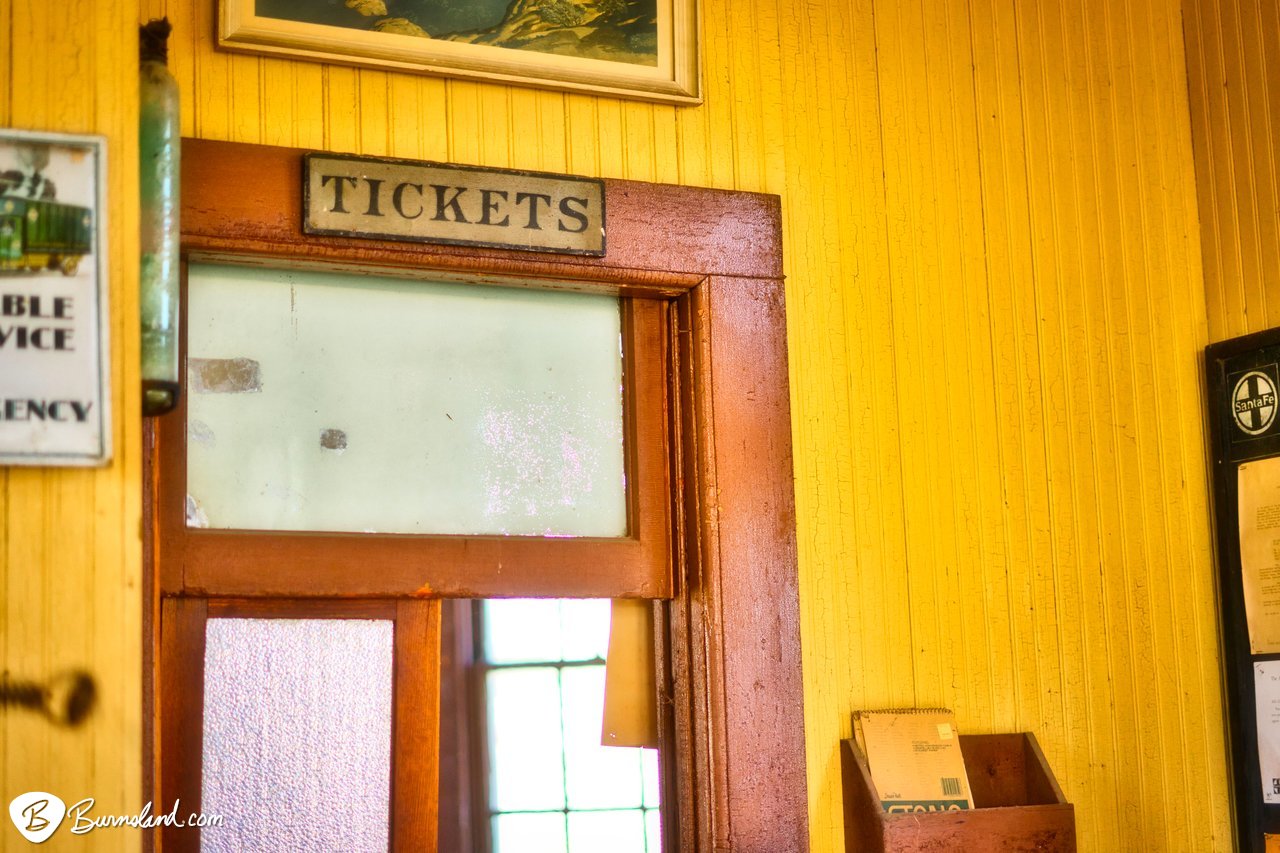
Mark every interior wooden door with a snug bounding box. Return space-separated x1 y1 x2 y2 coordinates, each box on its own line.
158 598 439 851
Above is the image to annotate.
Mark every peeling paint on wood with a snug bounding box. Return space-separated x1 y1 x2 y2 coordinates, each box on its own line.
319 428 347 451
188 357 262 393
185 494 209 528
188 419 215 447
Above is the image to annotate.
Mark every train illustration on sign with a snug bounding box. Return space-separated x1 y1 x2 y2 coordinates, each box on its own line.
0 149 93 277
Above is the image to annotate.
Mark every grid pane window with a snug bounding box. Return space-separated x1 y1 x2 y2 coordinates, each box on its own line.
481 599 660 853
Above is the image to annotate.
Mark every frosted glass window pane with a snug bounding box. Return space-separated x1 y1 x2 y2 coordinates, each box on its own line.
567 810 647 853
484 599 609 664
200 618 392 853
561 666 644 810
186 263 625 536
492 813 568 853
488 667 566 811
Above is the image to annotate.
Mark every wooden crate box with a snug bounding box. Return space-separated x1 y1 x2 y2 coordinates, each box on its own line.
842 732 1076 852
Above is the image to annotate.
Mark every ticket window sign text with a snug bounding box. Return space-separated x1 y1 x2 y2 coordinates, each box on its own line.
304 153 605 256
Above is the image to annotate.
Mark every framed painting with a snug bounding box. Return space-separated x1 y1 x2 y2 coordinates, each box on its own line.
220 0 700 104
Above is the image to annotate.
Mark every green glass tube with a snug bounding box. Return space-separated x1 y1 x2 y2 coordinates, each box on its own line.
140 19 181 416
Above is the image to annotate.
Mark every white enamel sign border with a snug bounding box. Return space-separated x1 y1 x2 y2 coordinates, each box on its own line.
0 128 111 467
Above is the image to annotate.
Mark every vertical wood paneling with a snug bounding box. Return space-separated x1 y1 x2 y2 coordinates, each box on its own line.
291 62 326 151
1182 0 1280 844
774 0 1227 849
1 1 142 851
259 58 296 148
1185 0 1280 341
0 0 1233 850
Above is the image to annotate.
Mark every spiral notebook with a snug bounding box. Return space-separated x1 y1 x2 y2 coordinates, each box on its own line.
852 708 973 813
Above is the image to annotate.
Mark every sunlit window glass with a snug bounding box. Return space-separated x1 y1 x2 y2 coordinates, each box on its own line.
480 599 660 853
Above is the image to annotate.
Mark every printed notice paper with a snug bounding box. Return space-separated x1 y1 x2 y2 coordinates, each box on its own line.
1256 662 1280 803
1239 457 1280 653
852 709 973 813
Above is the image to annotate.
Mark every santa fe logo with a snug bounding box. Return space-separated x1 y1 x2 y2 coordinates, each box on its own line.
1233 370 1279 436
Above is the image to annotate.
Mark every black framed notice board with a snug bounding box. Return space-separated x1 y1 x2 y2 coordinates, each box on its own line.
1207 327 1280 853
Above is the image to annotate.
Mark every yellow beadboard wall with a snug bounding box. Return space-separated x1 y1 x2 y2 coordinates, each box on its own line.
0 0 1237 851
1183 0 1280 342
785 1 1228 849
0 1 143 852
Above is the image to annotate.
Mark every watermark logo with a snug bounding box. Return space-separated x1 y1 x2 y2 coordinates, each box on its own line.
8 793 66 844
7 793 221 842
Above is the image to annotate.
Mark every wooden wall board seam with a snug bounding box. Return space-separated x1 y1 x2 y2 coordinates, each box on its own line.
1105 1 1158 842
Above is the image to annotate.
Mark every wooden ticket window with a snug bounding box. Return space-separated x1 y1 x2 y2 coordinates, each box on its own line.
146 139 807 852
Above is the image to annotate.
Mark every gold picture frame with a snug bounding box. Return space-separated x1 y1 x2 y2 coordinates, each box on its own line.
219 0 700 104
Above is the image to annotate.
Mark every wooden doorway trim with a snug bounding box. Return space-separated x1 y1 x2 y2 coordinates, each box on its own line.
149 139 807 852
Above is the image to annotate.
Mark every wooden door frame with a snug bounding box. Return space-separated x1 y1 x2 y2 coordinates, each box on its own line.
146 138 807 852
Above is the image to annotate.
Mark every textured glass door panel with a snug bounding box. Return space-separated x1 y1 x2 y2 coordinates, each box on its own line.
201 618 393 853
186 263 626 536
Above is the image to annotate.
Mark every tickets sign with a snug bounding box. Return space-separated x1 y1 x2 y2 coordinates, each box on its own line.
304 153 605 256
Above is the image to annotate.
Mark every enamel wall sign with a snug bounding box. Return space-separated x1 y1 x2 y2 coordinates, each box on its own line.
0 129 111 467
